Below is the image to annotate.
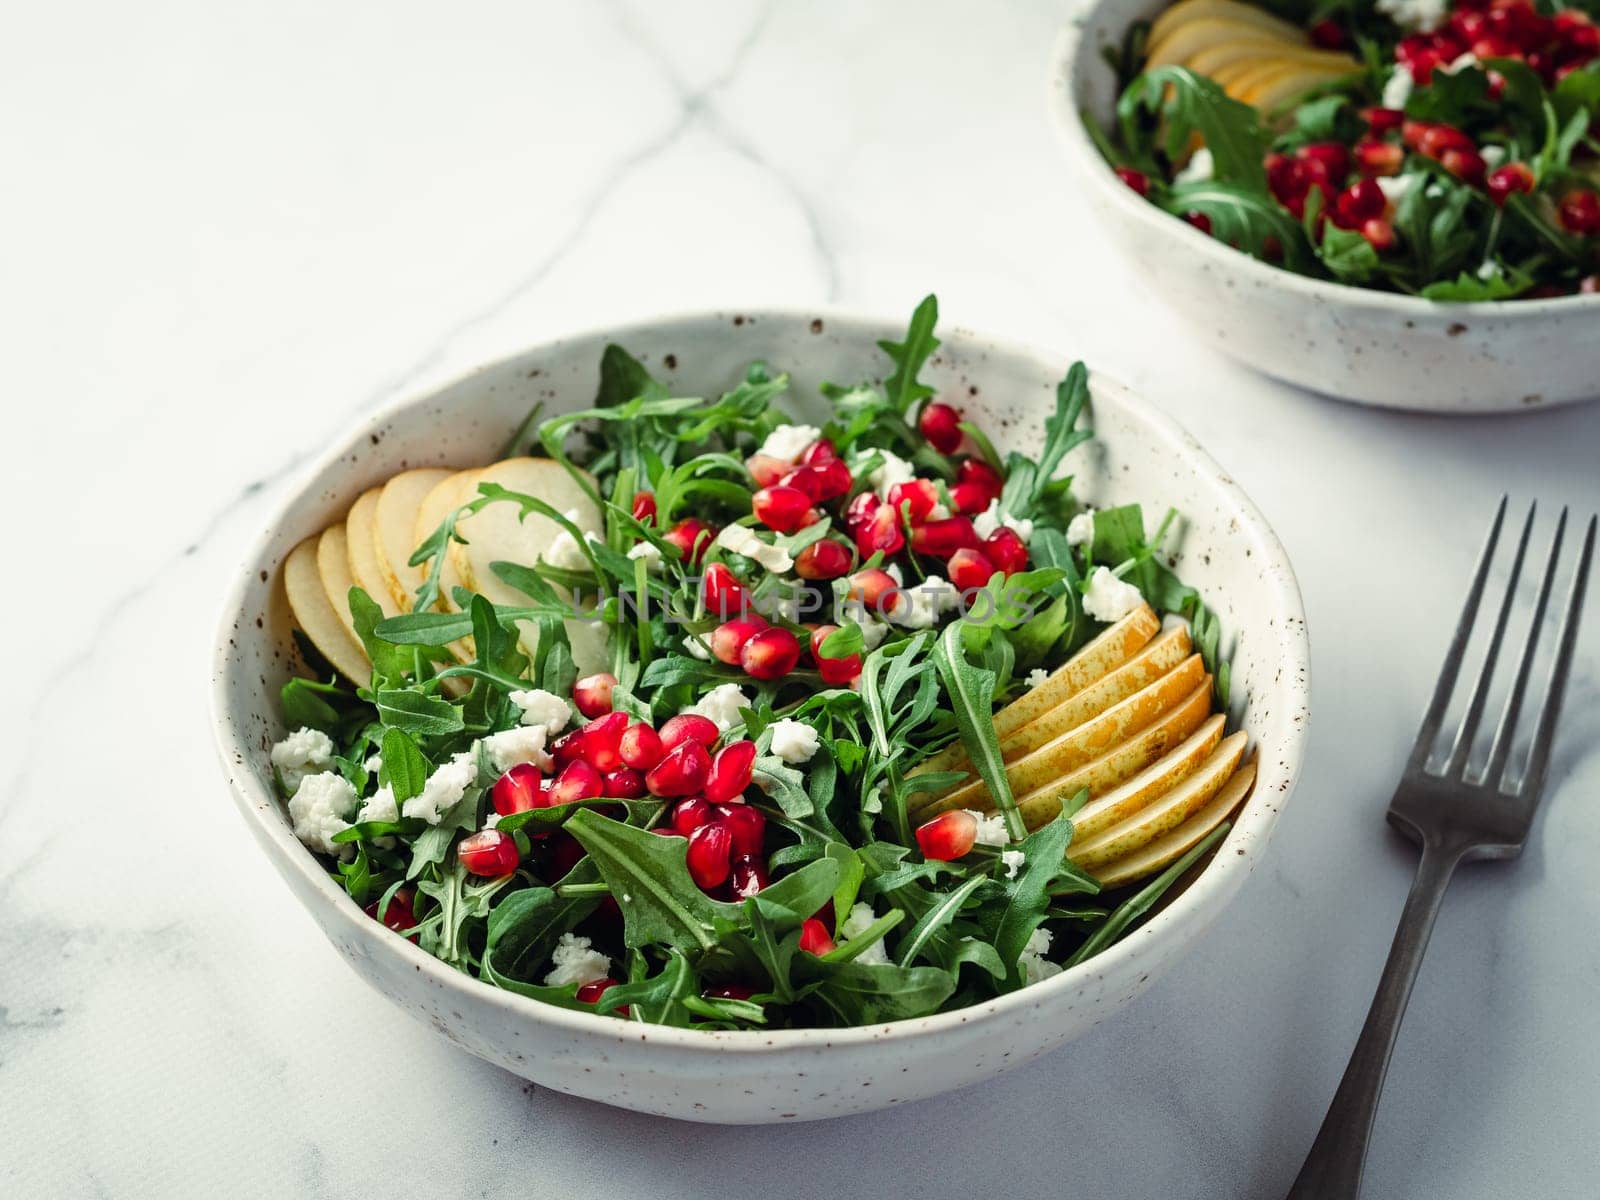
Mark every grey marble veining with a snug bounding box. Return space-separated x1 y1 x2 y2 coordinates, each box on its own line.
4 1 1598 1196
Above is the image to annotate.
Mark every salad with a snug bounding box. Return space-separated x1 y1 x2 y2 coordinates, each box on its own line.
268 297 1256 1029
1092 0 1600 299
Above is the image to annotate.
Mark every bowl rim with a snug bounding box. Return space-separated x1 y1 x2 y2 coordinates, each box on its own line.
1048 4 1600 318
209 304 1311 1053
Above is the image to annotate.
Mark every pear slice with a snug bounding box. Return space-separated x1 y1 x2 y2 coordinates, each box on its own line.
1013 680 1215 829
1242 62 1355 110
1063 714 1225 843
374 467 453 612
994 604 1160 740
1069 731 1247 869
413 470 479 611
1149 0 1304 48
450 457 601 606
1187 40 1356 78
1091 757 1257 888
1147 20 1297 70
316 524 364 647
345 488 401 619
283 535 371 687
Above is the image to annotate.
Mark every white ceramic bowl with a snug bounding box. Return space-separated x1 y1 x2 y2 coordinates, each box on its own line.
1051 0 1600 413
210 309 1310 1123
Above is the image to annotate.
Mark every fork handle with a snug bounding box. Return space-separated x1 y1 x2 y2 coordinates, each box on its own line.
1285 840 1466 1200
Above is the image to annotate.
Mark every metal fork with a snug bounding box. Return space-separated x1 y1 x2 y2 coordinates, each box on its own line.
1286 498 1596 1200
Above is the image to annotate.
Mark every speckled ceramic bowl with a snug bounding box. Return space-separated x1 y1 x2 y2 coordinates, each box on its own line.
209 310 1310 1123
1051 0 1600 413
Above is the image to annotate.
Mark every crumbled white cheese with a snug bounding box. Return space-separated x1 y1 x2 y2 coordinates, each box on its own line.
1477 258 1500 282
364 754 383 774
541 509 594 571
682 683 752 733
927 503 951 521
356 784 398 825
1442 52 1480 75
1082 567 1144 623
716 524 793 574
401 751 478 825
509 688 573 735
886 564 904 585
683 632 713 660
1480 145 1506 170
287 771 357 855
758 423 822 465
967 809 1010 847
1376 0 1447 33
1174 147 1214 185
483 725 553 773
270 727 334 794
1065 510 1096 547
1377 172 1423 207
1381 65 1414 110
626 540 664 573
840 902 891 965
971 499 1033 545
1020 927 1063 986
768 718 821 764
888 575 963 629
865 449 917 499
854 614 890 651
1026 668 1049 688
543 932 611 988
1001 849 1027 880
484 811 502 830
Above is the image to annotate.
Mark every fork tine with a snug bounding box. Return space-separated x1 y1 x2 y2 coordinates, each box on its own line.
1513 513 1595 801
1409 495 1508 771
1482 509 1568 788
1444 502 1536 777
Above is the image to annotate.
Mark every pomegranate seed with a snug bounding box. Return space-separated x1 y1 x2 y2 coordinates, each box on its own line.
578 711 629 771
551 759 605 805
800 437 838 465
1440 148 1486 185
1558 189 1600 236
1299 142 1351 182
711 615 771 665
704 740 758 803
705 982 757 1000
1355 140 1404 177
1182 210 1213 234
631 492 657 524
663 518 713 566
1401 119 1429 149
811 457 853 499
603 767 646 798
458 829 520 876
1487 163 1536 206
910 516 980 557
752 485 813 534
887 478 941 523
745 453 791 488
809 625 863 686
844 491 880 532
571 672 617 719
491 762 543 817
740 627 802 681
364 888 417 931
1335 178 1387 228
854 502 906 560
1418 124 1474 160
702 562 751 621
686 821 733 889
798 918 836 955
619 722 665 770
778 464 823 501
575 978 620 1004
671 795 714 835
949 481 993 514
659 713 720 751
947 547 997 591
918 402 963 454
1309 18 1347 48
1265 151 1299 200
550 728 584 766
983 527 1029 575
730 855 769 898
848 567 899 610
646 740 712 797
795 539 853 580
915 810 978 861
1363 107 1404 136
1114 166 1149 197
717 803 767 856
957 458 1003 497
1361 217 1398 252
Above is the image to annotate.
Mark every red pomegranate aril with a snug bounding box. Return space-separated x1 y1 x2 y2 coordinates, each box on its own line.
801 437 839 465
910 516 980 557
365 888 417 932
1362 217 1398 252
686 821 734 889
578 710 629 771
947 547 997 592
551 759 605 806
711 615 770 666
603 767 646 799
659 713 720 751
663 518 713 566
704 741 758 803
857 501 908 559
458 829 520 877
844 490 879 530
918 402 964 454
1355 139 1404 177
1299 141 1351 182
741 627 802 681
702 562 751 621
575 978 620 1004
957 458 1003 495
752 485 814 534
1558 188 1600 236
550 728 585 767
1114 166 1150 197
1363 106 1404 136
705 982 757 1000
745 453 791 488
887 478 941 524
1418 124 1474 160
809 625 863 685
811 457 853 500
619 722 665 770
631 491 657 524
915 810 978 861
1183 210 1213 235
730 855 769 899
1335 178 1387 228
572 671 617 719
717 803 767 857
1440 148 1486 185
492 762 543 816
849 567 899 609
949 481 993 514
983 527 1029 576
671 795 714 835
1309 18 1347 48
795 539 852 580
1487 162 1536 206
647 740 712 797
798 918 836 956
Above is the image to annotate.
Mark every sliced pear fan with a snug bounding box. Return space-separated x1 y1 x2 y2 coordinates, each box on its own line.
345 488 402 619
1149 0 1304 46
283 536 371 688
450 458 601 606
373 467 453 612
1091 757 1258 889
316 524 364 648
1065 714 1225 843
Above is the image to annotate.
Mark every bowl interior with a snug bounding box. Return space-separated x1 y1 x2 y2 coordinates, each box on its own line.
213 309 1308 1045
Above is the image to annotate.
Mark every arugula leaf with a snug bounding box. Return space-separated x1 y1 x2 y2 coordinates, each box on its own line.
1118 66 1270 187
878 294 940 416
931 622 1024 842
373 689 464 737
796 956 955 1024
378 728 429 804
990 812 1081 987
1163 181 1313 270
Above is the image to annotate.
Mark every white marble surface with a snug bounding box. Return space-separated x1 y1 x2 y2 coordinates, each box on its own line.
5 1 1598 1196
